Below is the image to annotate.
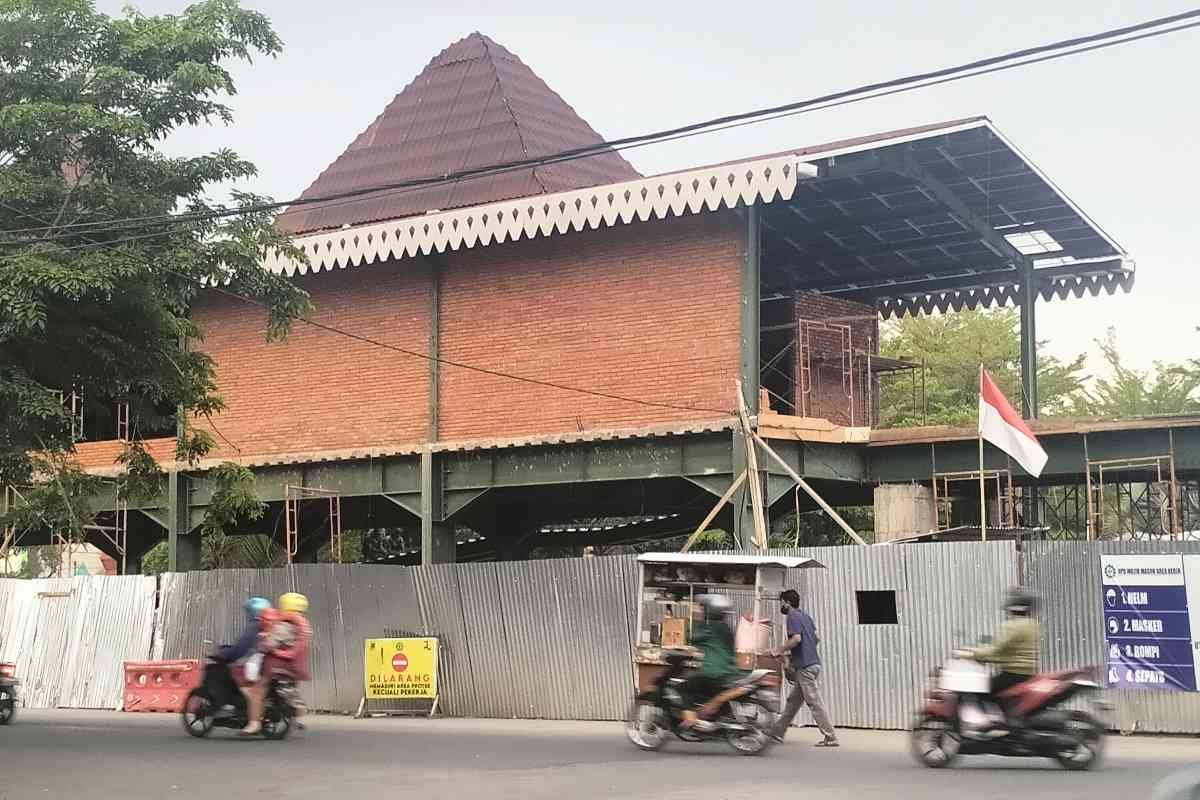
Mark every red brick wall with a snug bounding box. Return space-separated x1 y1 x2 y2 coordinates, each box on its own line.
76 212 744 466
188 259 433 459
438 212 743 440
795 293 879 427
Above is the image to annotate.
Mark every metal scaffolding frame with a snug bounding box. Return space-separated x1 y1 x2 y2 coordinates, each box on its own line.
283 485 344 564
932 468 1016 530
797 318 855 424
1085 454 1181 541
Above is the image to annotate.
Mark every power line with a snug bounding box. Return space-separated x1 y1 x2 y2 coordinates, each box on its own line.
201 281 732 416
1 199 730 417
3 7 1199 245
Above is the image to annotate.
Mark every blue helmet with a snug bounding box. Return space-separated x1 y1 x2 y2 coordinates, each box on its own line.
244 596 270 621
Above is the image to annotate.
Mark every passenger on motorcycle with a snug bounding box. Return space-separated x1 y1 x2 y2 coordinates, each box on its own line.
240 592 311 735
679 594 740 732
971 587 1041 716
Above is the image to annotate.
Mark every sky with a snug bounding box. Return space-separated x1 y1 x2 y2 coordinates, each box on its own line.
97 0 1200 377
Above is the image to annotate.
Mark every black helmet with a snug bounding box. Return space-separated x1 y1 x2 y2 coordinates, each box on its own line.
1005 587 1036 616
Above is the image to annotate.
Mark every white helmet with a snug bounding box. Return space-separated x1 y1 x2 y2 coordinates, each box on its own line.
696 593 733 621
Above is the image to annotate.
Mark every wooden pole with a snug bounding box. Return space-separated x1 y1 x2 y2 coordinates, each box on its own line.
735 380 770 550
979 435 988 543
680 470 747 552
749 430 869 546
978 364 987 543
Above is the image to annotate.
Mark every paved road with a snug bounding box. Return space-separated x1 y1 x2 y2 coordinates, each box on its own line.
0 711 1195 799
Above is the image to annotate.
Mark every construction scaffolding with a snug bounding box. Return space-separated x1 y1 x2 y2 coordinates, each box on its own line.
761 315 922 428
1085 454 1182 541
283 485 344 564
83 501 128 574
932 468 1016 530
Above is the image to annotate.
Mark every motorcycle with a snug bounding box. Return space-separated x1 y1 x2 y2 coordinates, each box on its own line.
0 662 18 725
912 650 1108 771
626 648 779 756
181 654 301 740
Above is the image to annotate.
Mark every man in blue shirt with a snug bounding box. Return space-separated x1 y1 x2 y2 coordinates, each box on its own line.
770 589 838 747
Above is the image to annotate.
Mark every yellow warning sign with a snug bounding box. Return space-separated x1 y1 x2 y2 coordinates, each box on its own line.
364 638 439 700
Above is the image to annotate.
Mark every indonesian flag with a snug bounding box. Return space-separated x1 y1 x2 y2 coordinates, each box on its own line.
978 367 1047 477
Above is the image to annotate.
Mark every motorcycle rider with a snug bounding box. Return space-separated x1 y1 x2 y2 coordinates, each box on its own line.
238 591 313 734
679 594 739 732
971 587 1041 723
213 596 271 728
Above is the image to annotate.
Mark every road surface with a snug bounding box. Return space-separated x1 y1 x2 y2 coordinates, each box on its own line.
0 711 1195 799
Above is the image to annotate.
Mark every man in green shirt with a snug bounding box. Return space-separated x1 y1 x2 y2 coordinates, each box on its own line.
679 594 740 731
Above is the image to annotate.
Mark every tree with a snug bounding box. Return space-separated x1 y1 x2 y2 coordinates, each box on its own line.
1072 328 1200 417
0 1 309 541
878 309 1086 427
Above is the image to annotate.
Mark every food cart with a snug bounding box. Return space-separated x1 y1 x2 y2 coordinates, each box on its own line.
632 553 825 694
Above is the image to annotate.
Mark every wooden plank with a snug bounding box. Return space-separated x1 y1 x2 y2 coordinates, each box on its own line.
680 471 747 553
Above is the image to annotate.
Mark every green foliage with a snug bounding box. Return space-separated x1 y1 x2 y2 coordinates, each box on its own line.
878 309 1087 427
201 530 279 570
0 0 309 536
140 540 168 574
199 462 265 538
1071 328 1200 417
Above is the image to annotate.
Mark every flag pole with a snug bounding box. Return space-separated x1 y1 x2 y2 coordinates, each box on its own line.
979 364 987 543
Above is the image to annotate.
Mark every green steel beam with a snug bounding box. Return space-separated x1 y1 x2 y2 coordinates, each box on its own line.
868 425 1200 483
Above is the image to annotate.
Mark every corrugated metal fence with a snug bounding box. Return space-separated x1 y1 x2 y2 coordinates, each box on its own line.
1024 540 1200 734
0 575 156 709
12 540 1200 732
150 542 1015 728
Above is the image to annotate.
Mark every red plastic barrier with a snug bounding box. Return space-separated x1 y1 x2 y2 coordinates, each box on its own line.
123 660 201 713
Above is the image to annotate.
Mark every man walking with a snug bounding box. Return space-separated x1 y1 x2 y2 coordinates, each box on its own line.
770 589 838 747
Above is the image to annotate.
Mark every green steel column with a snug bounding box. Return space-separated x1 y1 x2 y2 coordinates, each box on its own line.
741 203 762 414
420 447 454 564
167 470 199 572
735 203 763 544
429 257 441 441
1020 259 1039 419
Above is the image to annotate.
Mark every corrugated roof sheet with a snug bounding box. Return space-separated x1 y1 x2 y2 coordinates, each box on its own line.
276 33 641 235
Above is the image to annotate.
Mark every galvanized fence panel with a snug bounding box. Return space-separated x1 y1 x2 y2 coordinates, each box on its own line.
58 575 157 709
411 562 475 716
331 564 424 713
905 542 1018 712
456 562 518 718
794 545 915 731
0 576 155 709
1024 540 1200 734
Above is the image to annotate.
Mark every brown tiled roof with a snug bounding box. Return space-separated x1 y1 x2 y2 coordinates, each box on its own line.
276 33 641 234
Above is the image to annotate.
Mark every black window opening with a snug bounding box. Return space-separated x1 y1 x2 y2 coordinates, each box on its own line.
855 590 899 625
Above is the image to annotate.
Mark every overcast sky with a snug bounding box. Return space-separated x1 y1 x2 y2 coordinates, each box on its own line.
98 0 1200 376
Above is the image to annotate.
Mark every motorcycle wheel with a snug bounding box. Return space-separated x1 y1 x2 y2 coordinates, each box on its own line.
725 700 774 756
910 713 961 768
0 699 15 726
181 689 215 738
261 706 292 741
625 699 668 751
1055 711 1105 771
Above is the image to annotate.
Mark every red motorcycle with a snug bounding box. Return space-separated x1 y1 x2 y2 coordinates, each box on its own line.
912 652 1108 771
